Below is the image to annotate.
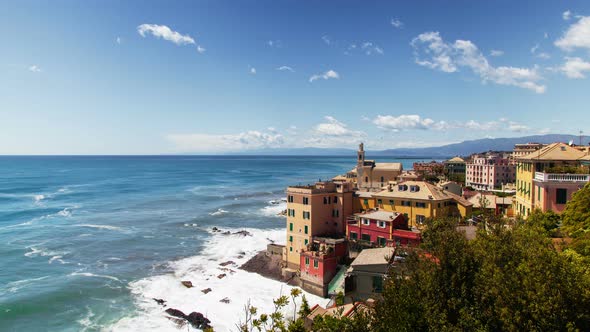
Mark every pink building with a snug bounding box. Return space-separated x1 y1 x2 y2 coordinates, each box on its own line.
346 210 421 248
466 154 515 191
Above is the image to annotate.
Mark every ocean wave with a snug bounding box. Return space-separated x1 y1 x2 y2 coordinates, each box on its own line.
107 227 329 332
69 272 122 282
76 224 124 231
258 200 287 218
0 275 50 294
209 208 228 216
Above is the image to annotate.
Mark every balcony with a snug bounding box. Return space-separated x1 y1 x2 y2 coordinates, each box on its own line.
534 172 590 183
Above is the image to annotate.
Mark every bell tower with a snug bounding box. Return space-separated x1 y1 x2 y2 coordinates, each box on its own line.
357 142 365 166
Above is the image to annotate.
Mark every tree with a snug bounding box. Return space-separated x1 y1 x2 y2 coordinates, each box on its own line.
526 209 561 236
562 183 590 238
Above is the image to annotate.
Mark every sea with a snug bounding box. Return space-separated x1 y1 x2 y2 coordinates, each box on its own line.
0 155 434 331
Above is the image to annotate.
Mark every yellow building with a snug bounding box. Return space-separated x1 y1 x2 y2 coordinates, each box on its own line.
356 181 472 227
356 143 402 190
283 181 353 269
514 142 588 217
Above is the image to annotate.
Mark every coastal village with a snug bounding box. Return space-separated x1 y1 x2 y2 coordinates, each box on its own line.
264 141 590 324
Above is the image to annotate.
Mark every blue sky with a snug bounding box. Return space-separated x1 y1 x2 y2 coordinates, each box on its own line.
1 0 590 154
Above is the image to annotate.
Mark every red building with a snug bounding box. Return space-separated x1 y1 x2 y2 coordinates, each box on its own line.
347 209 421 247
299 237 347 297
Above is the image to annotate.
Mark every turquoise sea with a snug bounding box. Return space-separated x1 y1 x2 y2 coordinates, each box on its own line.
0 156 434 331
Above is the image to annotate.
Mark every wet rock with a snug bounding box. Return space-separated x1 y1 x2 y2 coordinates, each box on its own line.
165 308 187 319
181 281 193 288
153 298 167 306
219 260 235 267
212 227 219 232
237 255 244 259
217 273 226 279
201 288 212 294
222 231 231 235
233 230 252 237
186 312 212 329
239 251 246 255
266 238 275 244
219 297 231 304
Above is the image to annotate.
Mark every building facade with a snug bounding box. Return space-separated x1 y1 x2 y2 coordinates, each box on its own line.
346 210 420 247
444 157 466 183
356 143 403 191
284 180 354 269
466 154 515 191
299 237 347 297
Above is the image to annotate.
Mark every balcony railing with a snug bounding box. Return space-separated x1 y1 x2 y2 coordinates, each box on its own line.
534 172 590 183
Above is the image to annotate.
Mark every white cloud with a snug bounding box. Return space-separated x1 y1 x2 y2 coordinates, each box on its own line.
167 130 284 153
555 16 590 51
411 31 546 93
197 45 206 54
361 42 384 55
309 69 339 83
306 116 366 147
28 65 41 73
391 18 404 28
116 37 122 44
560 57 590 78
276 66 294 72
530 43 539 54
372 114 448 131
137 24 195 46
267 40 282 48
249 66 256 75
536 52 551 59
322 35 331 45
490 50 504 57
508 122 530 132
563 10 572 21
544 32 549 39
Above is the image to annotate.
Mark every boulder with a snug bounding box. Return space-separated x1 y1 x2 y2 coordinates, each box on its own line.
186 312 212 330
233 230 252 237
217 273 226 279
181 281 193 288
219 260 235 267
222 231 231 235
165 308 187 319
212 227 219 232
219 297 231 304
201 288 212 294
153 298 167 306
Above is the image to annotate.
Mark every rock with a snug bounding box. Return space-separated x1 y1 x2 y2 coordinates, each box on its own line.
181 281 193 288
219 260 235 267
186 312 212 329
217 273 226 279
219 297 231 304
266 238 275 244
212 227 219 232
153 298 167 306
222 231 231 235
238 251 246 255
165 308 187 319
201 288 212 294
237 255 244 259
233 230 252 237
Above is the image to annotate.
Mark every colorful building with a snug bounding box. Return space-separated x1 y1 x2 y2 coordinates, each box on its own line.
346 209 421 247
367 181 473 227
356 143 402 191
345 247 396 301
443 157 466 182
284 180 354 269
466 153 515 191
413 161 444 176
514 142 589 217
299 237 348 297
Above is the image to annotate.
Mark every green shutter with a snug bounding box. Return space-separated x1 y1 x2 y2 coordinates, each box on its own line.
289 223 293 231
304 225 308 234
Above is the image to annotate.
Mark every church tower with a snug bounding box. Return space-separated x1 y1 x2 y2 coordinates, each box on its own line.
357 142 365 166
357 143 365 189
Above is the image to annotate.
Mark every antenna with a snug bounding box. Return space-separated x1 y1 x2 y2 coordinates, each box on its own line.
580 130 584 146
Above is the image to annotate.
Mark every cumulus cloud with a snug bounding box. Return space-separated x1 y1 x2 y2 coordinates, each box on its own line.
249 66 256 75
167 130 284 153
277 66 294 72
322 35 331 45
536 52 551 60
391 18 404 28
28 65 41 73
563 10 572 21
555 16 590 51
309 69 339 82
411 31 546 93
490 50 504 57
197 45 206 54
373 115 449 131
361 42 384 55
560 57 590 78
116 37 122 44
137 24 195 45
306 116 366 147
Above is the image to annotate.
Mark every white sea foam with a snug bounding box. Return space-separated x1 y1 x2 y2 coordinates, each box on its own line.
48 255 65 264
33 194 46 204
69 272 121 282
1 275 50 294
108 228 329 332
77 224 124 231
209 208 228 216
259 201 287 218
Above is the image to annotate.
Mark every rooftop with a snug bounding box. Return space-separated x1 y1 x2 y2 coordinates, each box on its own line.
373 162 402 171
354 209 401 221
351 247 395 267
446 156 465 163
518 142 586 161
373 181 472 206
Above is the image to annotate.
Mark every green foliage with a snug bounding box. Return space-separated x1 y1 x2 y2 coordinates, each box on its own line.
562 183 590 238
526 209 561 236
545 165 588 174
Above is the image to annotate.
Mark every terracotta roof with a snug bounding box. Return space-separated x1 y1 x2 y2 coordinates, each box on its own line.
372 181 472 206
355 210 402 221
374 162 402 171
446 156 465 163
518 142 586 161
351 247 395 266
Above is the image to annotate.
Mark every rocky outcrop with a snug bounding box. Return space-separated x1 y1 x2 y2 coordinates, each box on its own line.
201 288 212 294
219 297 231 304
153 298 167 306
219 260 235 267
233 230 252 237
217 273 226 279
165 308 212 330
181 281 193 288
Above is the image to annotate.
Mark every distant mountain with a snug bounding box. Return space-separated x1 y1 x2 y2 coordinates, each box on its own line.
233 134 589 158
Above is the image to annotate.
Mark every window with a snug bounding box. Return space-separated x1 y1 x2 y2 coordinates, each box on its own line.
304 225 308 234
288 195 294 203
416 215 426 224
333 196 338 203
332 209 339 217
304 239 308 245
538 186 541 202
377 199 382 205
303 211 310 219
313 259 319 268
289 236 293 242
372 276 383 293
305 257 309 266
350 232 358 240
361 233 371 242
303 197 309 205
289 223 293 231
401 201 411 207
377 221 386 228
290 246 293 252
378 237 387 247
323 197 328 204
389 199 394 205
415 202 426 208
380 176 384 183
365 176 369 183
362 218 370 225
363 199 369 205
410 185 420 192
556 188 567 204
398 184 408 191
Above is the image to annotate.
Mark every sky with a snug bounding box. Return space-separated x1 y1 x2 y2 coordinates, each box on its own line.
1 0 590 154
